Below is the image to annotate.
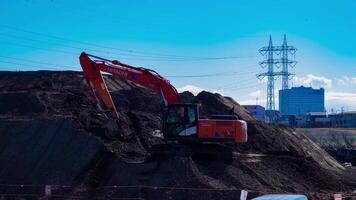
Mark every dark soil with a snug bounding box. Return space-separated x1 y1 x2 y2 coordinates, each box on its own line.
0 71 355 200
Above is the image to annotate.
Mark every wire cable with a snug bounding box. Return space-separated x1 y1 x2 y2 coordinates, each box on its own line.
0 55 74 69
0 60 76 71
166 69 259 78
0 24 257 60
0 33 203 60
0 54 260 80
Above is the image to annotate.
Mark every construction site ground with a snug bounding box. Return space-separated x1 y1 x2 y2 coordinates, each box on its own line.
0 71 355 200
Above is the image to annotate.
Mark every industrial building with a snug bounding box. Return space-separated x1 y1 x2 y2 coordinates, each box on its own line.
304 112 331 128
279 115 296 127
265 110 281 123
287 111 356 128
329 111 356 128
242 105 266 121
279 86 325 116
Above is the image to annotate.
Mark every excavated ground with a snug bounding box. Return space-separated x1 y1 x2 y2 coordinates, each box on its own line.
0 71 355 200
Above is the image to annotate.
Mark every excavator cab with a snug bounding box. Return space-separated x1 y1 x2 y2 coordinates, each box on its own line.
163 104 199 139
163 103 247 144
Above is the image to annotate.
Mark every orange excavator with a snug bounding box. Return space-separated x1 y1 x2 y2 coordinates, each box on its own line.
79 52 247 144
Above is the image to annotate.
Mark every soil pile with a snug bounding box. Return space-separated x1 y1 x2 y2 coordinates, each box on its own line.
0 71 355 200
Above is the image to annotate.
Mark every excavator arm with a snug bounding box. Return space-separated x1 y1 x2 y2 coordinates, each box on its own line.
79 52 180 118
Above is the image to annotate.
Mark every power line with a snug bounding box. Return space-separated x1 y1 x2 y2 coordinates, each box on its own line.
0 24 257 61
0 54 259 78
212 69 261 87
166 73 231 78
0 60 76 71
211 79 260 93
213 81 258 93
0 39 256 62
0 33 201 60
0 40 184 61
0 55 74 69
217 81 258 91
0 55 259 73
166 69 259 78
0 57 259 81
0 55 261 90
0 40 78 56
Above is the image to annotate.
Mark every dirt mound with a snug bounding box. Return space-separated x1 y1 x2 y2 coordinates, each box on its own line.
0 118 107 184
0 71 355 199
0 92 45 116
180 91 254 121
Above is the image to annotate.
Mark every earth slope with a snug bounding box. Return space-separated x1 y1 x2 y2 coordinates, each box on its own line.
0 71 355 199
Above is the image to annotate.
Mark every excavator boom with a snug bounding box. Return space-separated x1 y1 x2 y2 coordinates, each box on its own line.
79 52 180 117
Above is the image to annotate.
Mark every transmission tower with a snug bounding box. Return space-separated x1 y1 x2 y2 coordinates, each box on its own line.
256 35 297 123
280 35 297 89
257 36 278 122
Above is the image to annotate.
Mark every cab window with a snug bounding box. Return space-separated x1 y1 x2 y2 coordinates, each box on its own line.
166 107 184 123
187 106 197 126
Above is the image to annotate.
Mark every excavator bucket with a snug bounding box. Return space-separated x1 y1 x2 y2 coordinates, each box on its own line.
104 118 121 138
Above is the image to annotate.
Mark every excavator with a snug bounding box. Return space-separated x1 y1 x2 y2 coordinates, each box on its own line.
79 52 247 145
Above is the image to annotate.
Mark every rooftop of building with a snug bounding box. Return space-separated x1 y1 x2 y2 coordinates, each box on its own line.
279 86 324 91
306 112 327 116
329 111 356 116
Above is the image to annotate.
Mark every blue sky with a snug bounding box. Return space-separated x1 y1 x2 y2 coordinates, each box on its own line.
0 0 356 111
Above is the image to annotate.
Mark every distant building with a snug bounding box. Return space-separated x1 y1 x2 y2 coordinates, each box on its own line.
294 111 356 128
305 112 331 128
242 105 265 121
295 115 307 128
265 110 281 123
280 115 296 127
279 86 324 116
329 111 356 128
